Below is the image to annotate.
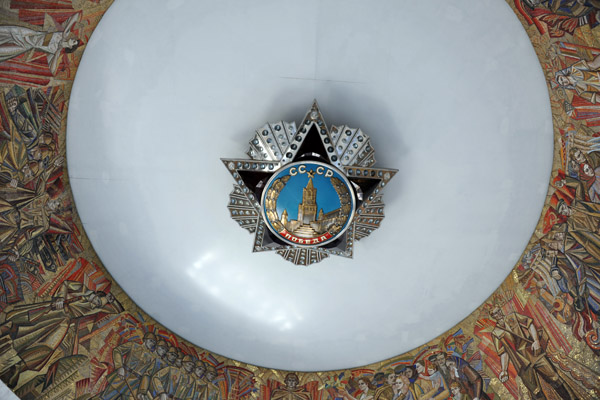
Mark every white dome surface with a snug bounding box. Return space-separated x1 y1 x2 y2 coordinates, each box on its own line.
67 0 553 371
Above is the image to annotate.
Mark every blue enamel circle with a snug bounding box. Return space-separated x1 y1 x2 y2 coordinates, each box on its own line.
261 161 356 247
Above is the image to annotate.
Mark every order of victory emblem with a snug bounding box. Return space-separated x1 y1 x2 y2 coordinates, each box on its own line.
222 101 397 266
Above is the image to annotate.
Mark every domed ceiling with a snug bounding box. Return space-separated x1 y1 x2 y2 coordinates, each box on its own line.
0 1 599 400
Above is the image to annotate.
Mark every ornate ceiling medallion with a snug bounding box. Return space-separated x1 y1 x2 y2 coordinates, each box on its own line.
222 101 397 266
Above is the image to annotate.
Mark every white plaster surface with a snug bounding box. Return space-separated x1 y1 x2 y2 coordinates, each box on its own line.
0 381 18 400
67 0 553 371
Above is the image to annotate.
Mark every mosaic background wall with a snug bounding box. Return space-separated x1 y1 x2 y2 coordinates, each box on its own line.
0 0 599 399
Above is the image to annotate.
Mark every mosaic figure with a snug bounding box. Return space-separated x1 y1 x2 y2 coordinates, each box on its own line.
0 167 62 262
426 354 451 390
205 365 221 400
413 362 434 396
444 356 491 400
489 307 576 399
522 0 600 18
517 0 600 37
175 355 197 400
391 375 415 400
338 377 376 400
449 381 471 400
97 331 158 400
395 367 425 399
0 85 64 192
150 347 199 400
0 13 81 75
190 360 207 400
270 373 312 400
0 280 122 388
556 198 600 265
373 371 394 400
416 363 449 400
556 53 600 104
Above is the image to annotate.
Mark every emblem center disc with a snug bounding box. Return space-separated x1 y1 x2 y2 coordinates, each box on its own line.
261 161 355 247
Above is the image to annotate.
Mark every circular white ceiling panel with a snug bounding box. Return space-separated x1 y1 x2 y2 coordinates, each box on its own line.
67 0 553 371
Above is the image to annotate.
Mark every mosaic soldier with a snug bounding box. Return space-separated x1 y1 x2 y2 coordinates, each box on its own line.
137 339 169 400
550 257 598 320
0 152 63 206
538 231 600 350
0 13 82 74
0 280 122 388
98 332 158 400
553 197 600 324
205 365 221 400
271 373 311 400
155 340 169 362
489 307 576 399
190 360 207 400
0 166 63 262
0 86 63 191
171 355 197 400
4 86 60 162
175 348 184 368
164 345 178 366
150 347 184 400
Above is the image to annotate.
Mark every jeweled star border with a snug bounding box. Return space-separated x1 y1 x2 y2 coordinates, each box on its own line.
222 101 397 265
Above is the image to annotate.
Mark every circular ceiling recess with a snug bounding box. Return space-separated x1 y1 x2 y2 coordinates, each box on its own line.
67 0 553 371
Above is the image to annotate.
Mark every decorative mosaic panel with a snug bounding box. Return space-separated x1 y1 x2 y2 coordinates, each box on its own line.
0 1 599 399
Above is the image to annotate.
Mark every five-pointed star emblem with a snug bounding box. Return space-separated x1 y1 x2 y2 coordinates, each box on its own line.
222 101 397 266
